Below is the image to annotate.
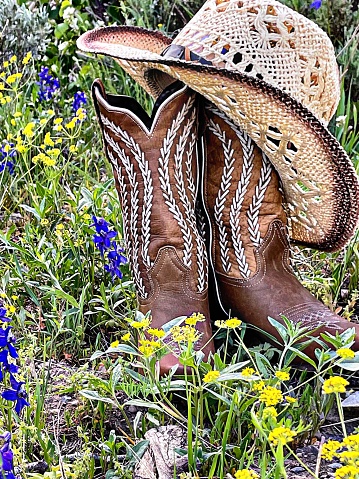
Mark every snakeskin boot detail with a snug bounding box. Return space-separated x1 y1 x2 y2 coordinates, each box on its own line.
202 102 359 358
92 80 214 374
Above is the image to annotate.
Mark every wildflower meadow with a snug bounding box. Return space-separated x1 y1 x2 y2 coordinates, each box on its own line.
0 0 358 478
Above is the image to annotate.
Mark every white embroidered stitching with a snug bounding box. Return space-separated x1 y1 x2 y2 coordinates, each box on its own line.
209 119 234 274
107 146 147 298
247 152 272 247
101 114 153 270
158 96 195 269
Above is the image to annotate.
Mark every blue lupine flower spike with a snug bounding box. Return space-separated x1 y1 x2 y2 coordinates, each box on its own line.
2 377 30 415
310 0 322 9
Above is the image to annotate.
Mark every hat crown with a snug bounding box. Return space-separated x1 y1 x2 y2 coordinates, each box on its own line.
173 0 340 124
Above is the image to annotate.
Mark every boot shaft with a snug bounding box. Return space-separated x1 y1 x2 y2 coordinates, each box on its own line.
92 80 208 298
203 102 287 279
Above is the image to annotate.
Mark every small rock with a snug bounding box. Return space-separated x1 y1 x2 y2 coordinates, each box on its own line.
328 463 342 470
342 391 359 408
291 467 305 473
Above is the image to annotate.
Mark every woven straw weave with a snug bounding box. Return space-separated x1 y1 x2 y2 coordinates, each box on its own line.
174 0 340 124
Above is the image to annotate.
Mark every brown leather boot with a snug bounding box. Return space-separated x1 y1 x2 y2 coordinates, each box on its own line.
202 102 359 359
92 80 214 374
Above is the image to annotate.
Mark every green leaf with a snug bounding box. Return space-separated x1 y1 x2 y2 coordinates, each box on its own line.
80 390 116 405
54 22 69 39
268 316 288 340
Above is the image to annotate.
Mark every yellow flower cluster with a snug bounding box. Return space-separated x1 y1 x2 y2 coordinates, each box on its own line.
322 440 342 460
241 367 255 377
138 339 162 358
147 328 165 339
234 470 259 479
262 406 278 420
337 348 355 359
32 152 58 167
275 370 290 381
6 72 22 84
203 370 220 383
259 386 283 406
22 52 32 65
252 380 266 392
322 376 349 394
214 317 242 329
130 317 151 329
185 312 205 326
170 325 200 343
121 333 131 341
335 465 359 479
322 434 359 478
268 426 296 446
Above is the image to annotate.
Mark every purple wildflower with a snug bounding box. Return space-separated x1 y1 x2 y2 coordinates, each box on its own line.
72 91 87 113
105 243 127 279
2 377 29 415
91 216 117 256
37 66 60 102
0 432 15 479
0 350 18 382
0 327 18 359
0 144 16 176
310 0 322 8
0 308 10 324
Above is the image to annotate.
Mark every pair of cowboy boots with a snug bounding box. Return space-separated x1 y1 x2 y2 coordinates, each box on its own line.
92 79 359 374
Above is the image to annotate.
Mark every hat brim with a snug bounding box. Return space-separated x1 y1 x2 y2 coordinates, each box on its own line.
77 26 359 252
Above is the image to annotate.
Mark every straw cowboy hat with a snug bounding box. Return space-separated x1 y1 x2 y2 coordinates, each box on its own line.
77 0 359 252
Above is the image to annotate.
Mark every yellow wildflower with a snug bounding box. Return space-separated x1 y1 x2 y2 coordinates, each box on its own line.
215 317 242 329
259 386 283 406
47 109 55 116
16 143 26 154
42 156 56 167
342 434 359 450
322 376 349 394
275 370 290 381
285 396 297 404
44 132 54 147
10 119 16 126
241 367 256 377
5 96 11 103
234 471 258 479
335 465 359 479
54 118 63 124
321 440 341 461
47 148 60 158
0 73 4 79
22 52 32 65
83 214 91 220
185 312 205 325
0 83 4 90
138 339 161 358
171 325 200 343
14 112 21 118
40 119 47 125
121 333 131 342
23 122 35 137
0 293 6 298
339 450 359 466
252 380 266 392
56 224 65 231
6 305 16 314
262 406 278 420
110 340 119 348
147 328 165 339
203 370 220 383
69 145 78 153
10 55 17 63
3 61 9 68
337 348 355 359
268 426 296 446
11 296 18 301
6 74 18 84
131 318 151 329
41 219 49 226
76 107 86 120
66 118 77 129
3 144 11 153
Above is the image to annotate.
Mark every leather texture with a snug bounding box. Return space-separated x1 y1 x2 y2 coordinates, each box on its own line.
202 102 359 357
92 80 214 373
